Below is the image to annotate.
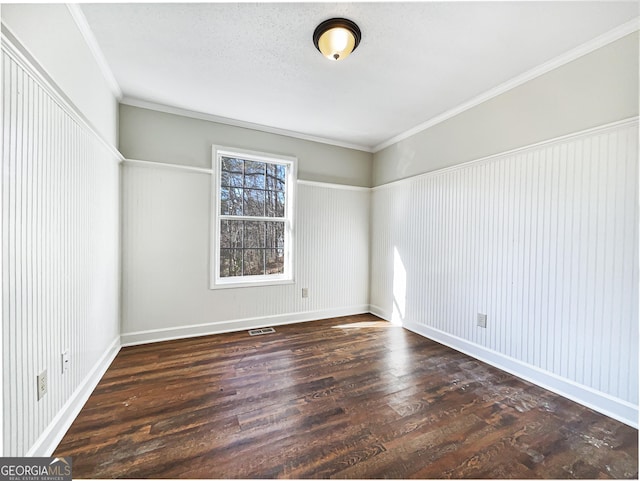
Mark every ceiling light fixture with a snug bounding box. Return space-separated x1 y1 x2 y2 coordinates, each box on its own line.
313 18 361 61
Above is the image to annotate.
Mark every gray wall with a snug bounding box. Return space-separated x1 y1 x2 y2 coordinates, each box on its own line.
373 32 639 186
118 103 372 345
1 4 119 146
119 104 373 187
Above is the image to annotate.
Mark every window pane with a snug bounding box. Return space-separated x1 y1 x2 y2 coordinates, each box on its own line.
220 249 242 277
222 157 243 173
243 249 265 276
221 170 243 188
266 164 285 191
244 161 265 189
265 222 284 249
221 157 243 188
243 188 265 216
216 150 292 285
220 220 243 248
266 249 284 274
244 221 265 248
265 191 285 217
221 187 243 215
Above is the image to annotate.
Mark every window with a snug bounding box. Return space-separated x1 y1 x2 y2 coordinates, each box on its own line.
211 146 296 288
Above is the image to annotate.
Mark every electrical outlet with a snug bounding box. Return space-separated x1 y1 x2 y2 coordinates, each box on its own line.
302 287 309 298
477 313 487 328
61 350 70 374
37 370 47 400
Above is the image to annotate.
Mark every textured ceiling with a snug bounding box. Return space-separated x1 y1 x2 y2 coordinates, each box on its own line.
80 2 638 151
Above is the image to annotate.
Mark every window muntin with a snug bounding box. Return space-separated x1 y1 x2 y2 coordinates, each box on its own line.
212 147 295 288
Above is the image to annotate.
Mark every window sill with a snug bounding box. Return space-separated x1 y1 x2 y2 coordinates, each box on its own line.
210 277 295 290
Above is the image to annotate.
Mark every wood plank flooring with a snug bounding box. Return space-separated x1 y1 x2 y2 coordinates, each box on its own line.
54 314 638 478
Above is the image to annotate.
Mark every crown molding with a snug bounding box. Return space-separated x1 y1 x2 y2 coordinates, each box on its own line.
67 4 122 100
120 97 374 153
372 17 640 153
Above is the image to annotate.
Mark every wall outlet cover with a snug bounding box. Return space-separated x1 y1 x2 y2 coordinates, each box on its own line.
62 350 70 374
37 369 47 400
477 313 487 328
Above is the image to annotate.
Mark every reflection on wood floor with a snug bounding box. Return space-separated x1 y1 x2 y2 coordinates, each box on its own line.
55 314 638 478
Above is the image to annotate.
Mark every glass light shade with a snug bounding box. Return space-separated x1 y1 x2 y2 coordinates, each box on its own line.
317 26 356 61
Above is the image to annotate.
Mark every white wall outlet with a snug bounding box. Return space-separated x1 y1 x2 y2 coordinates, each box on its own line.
477 313 487 328
61 350 70 374
37 369 47 400
302 287 309 298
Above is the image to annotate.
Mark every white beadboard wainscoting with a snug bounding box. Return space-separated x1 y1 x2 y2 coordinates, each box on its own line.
2 37 121 456
370 118 639 427
121 162 370 345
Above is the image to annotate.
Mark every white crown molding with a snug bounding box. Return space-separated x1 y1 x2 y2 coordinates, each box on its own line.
120 96 374 154
66 4 122 100
372 17 640 153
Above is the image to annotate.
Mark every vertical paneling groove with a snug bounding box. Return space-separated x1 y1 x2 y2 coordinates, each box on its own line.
120 167 370 337
370 120 639 407
2 45 120 456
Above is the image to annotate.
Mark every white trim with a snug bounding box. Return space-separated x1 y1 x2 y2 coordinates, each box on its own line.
120 305 370 347
123 158 213 175
215 145 298 165
121 160 372 192
209 278 295 290
297 179 370 192
127 113 638 195
121 18 638 155
66 4 122 100
368 304 388 320
0 25 124 161
373 116 640 190
26 337 121 456
120 96 373 153
210 145 297 289
369 309 638 429
372 18 640 153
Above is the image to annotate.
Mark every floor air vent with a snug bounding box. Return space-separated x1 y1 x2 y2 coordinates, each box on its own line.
248 327 276 336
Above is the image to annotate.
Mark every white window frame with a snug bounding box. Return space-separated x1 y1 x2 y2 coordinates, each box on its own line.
210 145 297 289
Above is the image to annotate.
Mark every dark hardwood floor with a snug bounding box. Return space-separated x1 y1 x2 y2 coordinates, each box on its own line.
54 314 638 479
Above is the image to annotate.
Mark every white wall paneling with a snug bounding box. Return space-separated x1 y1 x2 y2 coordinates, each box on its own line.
1 6 120 145
121 162 370 345
2 35 121 456
372 32 639 186
370 118 639 427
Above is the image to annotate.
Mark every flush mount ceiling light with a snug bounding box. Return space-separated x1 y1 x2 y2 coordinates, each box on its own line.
313 18 361 61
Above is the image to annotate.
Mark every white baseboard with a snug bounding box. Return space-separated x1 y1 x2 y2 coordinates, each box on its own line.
25 308 368 455
26 306 636 458
368 304 388 320
120 305 370 347
26 337 121 456
370 307 638 429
